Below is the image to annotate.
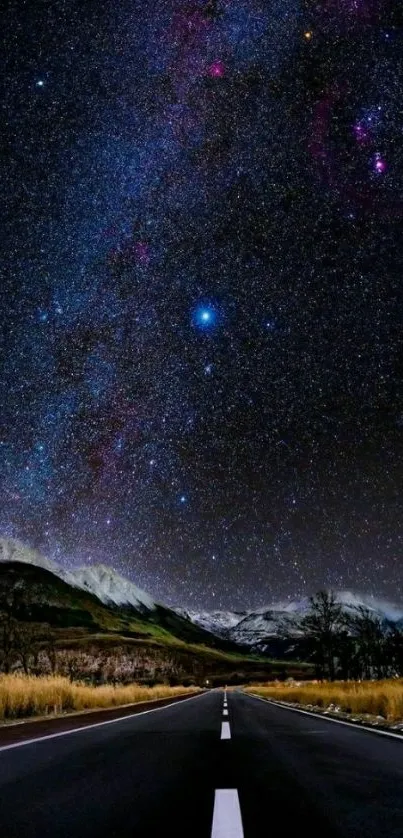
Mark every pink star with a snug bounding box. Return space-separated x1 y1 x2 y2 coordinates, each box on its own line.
373 153 387 174
208 59 225 78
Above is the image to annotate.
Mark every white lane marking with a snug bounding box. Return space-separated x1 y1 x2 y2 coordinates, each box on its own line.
0 692 208 755
211 789 244 838
223 703 227 709
223 708 229 716
221 721 231 739
247 694 403 742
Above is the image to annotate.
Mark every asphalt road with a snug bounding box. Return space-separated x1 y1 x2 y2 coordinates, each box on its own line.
1 690 403 837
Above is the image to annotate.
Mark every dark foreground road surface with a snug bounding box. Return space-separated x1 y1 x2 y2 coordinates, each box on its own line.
1 690 403 837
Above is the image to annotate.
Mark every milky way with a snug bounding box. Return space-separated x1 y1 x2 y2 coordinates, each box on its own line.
2 0 403 609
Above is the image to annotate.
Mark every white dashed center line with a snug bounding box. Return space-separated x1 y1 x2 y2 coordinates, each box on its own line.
221 721 231 740
211 789 244 838
223 708 228 716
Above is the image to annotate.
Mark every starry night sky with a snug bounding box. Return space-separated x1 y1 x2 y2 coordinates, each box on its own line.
2 0 403 609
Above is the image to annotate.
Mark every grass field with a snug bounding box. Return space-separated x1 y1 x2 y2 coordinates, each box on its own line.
0 674 200 722
246 679 403 721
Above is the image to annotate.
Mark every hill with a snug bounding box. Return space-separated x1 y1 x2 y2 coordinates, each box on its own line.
0 554 310 684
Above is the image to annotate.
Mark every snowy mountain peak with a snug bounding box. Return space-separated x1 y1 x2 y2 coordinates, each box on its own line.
333 590 403 622
67 564 155 611
0 537 61 576
0 538 155 612
175 608 247 636
181 591 403 651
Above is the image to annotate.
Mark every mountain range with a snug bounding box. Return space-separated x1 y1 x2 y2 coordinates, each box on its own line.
0 538 310 684
177 593 403 655
1 537 402 664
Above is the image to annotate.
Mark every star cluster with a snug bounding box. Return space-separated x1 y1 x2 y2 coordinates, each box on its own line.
1 0 403 609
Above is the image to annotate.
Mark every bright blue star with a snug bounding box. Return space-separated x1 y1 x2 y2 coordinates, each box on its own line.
192 304 218 330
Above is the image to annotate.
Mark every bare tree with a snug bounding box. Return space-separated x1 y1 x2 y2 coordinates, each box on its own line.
0 610 18 673
300 591 344 680
15 622 43 675
0 573 53 675
385 624 403 676
43 627 58 675
0 581 26 673
347 606 386 679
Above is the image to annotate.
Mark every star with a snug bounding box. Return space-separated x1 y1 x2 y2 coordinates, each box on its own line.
373 153 387 174
208 60 225 78
192 304 218 329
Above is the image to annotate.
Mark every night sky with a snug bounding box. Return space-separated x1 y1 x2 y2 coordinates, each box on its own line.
2 0 403 610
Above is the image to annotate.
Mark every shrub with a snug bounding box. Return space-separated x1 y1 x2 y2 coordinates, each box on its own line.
0 674 199 721
245 679 403 721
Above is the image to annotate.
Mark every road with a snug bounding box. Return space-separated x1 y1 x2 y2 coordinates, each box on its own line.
1 690 403 837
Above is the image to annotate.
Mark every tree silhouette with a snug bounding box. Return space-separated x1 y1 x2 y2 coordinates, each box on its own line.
300 590 344 680
346 606 386 680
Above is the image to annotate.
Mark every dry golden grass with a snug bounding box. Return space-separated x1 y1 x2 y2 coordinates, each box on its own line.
0 675 199 721
246 679 403 721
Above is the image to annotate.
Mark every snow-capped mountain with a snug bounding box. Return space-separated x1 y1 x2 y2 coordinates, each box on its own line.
175 608 247 637
179 606 303 649
228 609 302 649
0 538 155 612
67 565 155 611
331 590 403 622
181 592 403 652
0 537 64 577
3 538 403 653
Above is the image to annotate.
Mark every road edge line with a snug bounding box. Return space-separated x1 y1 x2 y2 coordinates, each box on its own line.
0 690 201 731
0 691 208 754
245 692 403 741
